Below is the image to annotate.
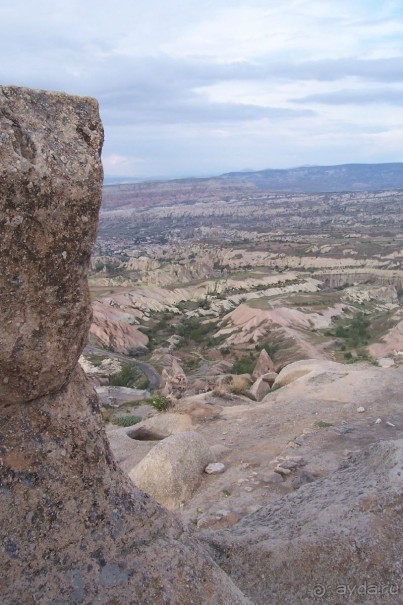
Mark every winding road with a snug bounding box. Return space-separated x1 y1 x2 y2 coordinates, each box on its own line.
84 345 161 389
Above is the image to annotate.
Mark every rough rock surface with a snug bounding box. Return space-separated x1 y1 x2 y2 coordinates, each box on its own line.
0 86 103 404
248 376 271 401
129 431 212 509
206 439 403 605
106 413 194 475
128 411 193 440
252 348 275 378
272 358 344 390
0 87 251 605
261 371 278 386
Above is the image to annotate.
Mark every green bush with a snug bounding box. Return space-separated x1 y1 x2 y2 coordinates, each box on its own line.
177 317 216 345
232 355 255 375
335 326 349 338
315 420 333 428
334 313 371 349
111 415 142 427
148 394 170 411
109 363 141 387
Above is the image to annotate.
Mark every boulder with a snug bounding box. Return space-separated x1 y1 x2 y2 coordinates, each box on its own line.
252 349 275 379
248 377 271 401
205 462 226 474
272 358 343 389
127 412 193 441
0 87 251 605
129 431 213 509
261 371 278 386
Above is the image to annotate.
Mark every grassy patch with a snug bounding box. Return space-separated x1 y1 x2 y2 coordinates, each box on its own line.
232 355 255 375
111 415 142 427
85 354 107 367
315 420 333 428
148 394 170 411
109 363 143 387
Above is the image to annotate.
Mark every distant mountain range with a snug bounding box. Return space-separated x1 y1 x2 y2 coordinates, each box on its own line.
220 163 403 192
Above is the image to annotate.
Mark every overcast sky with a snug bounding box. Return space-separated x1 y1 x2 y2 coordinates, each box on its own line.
2 0 403 179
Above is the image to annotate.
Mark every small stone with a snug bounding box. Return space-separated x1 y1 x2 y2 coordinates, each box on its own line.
357 407 365 413
225 512 240 525
378 357 394 368
205 462 226 475
274 466 291 476
294 436 305 445
375 418 382 424
244 486 253 492
262 472 283 484
279 457 306 469
285 455 305 463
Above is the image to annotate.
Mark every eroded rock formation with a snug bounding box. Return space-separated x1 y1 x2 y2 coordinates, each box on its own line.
0 87 250 605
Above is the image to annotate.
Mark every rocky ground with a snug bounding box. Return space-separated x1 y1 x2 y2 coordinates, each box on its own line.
105 357 403 527
102 355 403 604
82 177 403 604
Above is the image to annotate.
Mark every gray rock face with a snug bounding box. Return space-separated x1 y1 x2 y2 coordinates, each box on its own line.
0 87 251 605
0 86 103 404
206 439 403 605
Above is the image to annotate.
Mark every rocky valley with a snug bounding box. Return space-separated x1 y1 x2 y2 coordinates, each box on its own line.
1 86 403 605
85 165 403 600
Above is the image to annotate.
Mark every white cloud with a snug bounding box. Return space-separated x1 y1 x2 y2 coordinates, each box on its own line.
103 153 145 176
2 0 403 176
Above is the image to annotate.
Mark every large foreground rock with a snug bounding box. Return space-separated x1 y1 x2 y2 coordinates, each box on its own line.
0 87 103 405
0 87 251 605
206 439 403 604
130 431 212 508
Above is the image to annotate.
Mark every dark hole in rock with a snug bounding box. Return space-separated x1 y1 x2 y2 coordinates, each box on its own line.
127 427 167 441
